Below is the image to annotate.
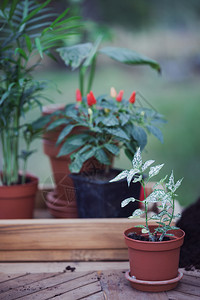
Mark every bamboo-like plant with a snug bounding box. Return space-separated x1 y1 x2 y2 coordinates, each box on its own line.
0 0 80 185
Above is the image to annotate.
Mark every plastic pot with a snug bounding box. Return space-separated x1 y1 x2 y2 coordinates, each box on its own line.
124 225 185 292
69 169 140 218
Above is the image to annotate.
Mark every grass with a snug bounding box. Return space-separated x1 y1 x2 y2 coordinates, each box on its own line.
28 64 200 208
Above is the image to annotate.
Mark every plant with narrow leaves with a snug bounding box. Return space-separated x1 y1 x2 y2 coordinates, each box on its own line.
35 89 165 173
110 148 183 241
0 0 80 185
57 36 161 97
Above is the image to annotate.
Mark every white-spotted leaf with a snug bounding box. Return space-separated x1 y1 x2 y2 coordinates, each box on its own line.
145 189 166 203
131 209 144 218
132 147 142 169
149 163 164 178
110 170 128 182
132 175 142 183
127 169 139 186
142 160 155 172
121 197 136 208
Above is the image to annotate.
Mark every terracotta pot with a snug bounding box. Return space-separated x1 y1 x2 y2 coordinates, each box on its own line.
45 190 78 218
0 174 38 219
124 225 185 292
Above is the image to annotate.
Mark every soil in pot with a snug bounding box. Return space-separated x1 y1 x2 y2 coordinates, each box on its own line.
176 197 200 270
69 168 140 218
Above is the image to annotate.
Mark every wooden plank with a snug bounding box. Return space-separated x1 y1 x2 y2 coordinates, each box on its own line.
0 273 26 283
53 281 102 300
175 281 200 297
81 291 105 300
99 270 168 300
0 218 156 252
181 274 200 287
17 272 98 300
0 249 128 262
166 290 200 300
0 261 129 274
0 272 58 295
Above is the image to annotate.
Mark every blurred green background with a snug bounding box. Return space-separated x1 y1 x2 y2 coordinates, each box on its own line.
19 0 200 207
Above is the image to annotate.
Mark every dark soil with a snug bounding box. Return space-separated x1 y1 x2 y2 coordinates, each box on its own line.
127 232 170 242
176 197 200 270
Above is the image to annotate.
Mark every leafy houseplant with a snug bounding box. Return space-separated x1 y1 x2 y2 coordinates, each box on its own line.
0 0 79 218
41 89 165 218
37 37 163 218
111 148 185 292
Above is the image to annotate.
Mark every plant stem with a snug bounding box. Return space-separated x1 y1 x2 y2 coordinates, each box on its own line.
86 56 96 94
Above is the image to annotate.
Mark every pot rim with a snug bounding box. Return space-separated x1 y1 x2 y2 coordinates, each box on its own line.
0 172 38 189
124 225 185 244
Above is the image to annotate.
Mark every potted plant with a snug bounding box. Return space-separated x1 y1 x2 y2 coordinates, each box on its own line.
44 88 165 218
0 0 79 218
111 148 185 292
36 37 162 217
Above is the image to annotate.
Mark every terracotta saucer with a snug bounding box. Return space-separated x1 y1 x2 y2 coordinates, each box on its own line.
125 270 183 292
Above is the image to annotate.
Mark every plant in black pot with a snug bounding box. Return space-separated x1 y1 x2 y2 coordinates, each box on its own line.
0 0 79 218
111 148 185 292
44 86 165 218
34 36 163 218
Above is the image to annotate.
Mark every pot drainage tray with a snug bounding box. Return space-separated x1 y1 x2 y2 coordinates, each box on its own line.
125 270 183 292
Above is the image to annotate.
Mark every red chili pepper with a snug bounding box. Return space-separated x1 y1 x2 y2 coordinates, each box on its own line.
76 89 82 102
116 90 124 102
87 91 97 106
129 91 136 104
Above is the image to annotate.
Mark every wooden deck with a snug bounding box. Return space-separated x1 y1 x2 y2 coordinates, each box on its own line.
0 263 199 299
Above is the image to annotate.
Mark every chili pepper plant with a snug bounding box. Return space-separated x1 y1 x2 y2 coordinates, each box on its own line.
37 89 165 173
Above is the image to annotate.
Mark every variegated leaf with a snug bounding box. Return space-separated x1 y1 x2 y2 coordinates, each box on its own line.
127 169 139 186
131 208 144 218
172 178 183 193
132 175 142 183
121 197 136 208
166 170 174 191
153 175 168 189
142 228 149 234
110 170 129 182
132 147 142 169
146 189 166 203
149 163 164 178
142 160 155 172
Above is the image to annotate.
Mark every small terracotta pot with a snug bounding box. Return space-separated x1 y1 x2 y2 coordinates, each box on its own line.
0 174 38 219
124 225 185 292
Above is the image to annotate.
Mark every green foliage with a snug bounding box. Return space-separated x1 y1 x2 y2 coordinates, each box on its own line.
57 38 161 96
110 148 183 241
42 93 165 173
0 0 80 185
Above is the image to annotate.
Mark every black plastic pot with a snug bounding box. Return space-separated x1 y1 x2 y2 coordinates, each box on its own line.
69 169 140 218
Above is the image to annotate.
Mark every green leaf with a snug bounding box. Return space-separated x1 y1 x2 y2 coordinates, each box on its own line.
9 0 18 20
35 37 43 58
15 48 28 60
95 148 110 165
83 35 102 68
56 124 76 145
21 0 51 25
57 134 88 157
57 43 93 70
101 116 119 126
104 143 119 155
100 47 161 73
105 127 129 140
146 125 164 143
132 125 147 150
47 118 68 131
24 34 32 52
